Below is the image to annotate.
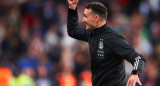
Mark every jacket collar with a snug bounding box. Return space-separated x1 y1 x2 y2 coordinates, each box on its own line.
91 23 108 35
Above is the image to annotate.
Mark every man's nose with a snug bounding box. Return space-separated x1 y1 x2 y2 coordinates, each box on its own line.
82 17 85 23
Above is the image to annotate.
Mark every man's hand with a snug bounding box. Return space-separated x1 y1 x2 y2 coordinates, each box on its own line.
67 0 79 10
126 75 142 86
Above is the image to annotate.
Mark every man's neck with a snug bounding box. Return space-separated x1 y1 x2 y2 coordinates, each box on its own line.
88 21 106 31
95 21 106 28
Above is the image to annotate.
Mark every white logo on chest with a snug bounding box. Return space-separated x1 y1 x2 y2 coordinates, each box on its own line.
97 39 104 59
99 39 104 49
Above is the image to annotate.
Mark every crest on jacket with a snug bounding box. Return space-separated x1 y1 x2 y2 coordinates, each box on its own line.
99 39 104 49
97 39 104 59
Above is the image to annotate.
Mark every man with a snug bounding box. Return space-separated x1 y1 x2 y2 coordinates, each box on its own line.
67 0 146 86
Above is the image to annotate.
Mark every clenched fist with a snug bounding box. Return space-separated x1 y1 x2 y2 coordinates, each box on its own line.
67 0 79 10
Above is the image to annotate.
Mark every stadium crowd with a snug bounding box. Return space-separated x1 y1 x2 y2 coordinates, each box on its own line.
0 0 160 86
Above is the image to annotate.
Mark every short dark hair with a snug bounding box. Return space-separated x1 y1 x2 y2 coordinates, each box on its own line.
85 2 107 20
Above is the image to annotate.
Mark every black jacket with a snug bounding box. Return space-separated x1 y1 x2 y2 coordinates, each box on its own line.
67 8 146 86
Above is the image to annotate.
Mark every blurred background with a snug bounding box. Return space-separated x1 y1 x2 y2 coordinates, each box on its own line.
0 0 160 86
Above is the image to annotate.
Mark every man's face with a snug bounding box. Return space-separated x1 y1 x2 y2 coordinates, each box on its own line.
82 9 96 30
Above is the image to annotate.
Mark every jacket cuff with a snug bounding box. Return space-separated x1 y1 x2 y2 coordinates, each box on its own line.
131 70 138 75
68 8 77 16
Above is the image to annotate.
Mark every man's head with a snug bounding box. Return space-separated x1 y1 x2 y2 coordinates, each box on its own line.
82 2 107 30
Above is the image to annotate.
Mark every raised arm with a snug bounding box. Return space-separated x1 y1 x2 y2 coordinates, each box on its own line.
67 0 89 42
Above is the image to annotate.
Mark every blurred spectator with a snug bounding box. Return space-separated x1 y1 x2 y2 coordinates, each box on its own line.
151 19 160 41
17 54 38 70
148 0 160 18
42 0 59 27
79 70 92 86
141 56 158 86
139 0 150 17
73 43 90 79
152 42 160 86
0 24 6 47
30 17 45 38
11 63 35 86
123 11 152 57
57 55 77 86
109 0 128 35
36 64 52 86
11 73 35 86
0 56 12 86
45 23 61 63
19 22 30 44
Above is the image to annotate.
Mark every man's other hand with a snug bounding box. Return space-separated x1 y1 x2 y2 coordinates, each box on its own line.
126 75 142 86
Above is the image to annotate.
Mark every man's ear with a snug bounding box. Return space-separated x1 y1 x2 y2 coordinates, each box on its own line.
95 15 100 22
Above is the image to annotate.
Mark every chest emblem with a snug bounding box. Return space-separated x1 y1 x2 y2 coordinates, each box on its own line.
97 39 104 59
99 39 104 49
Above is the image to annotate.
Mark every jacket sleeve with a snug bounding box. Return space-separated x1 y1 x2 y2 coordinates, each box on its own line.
67 8 89 42
105 36 146 77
